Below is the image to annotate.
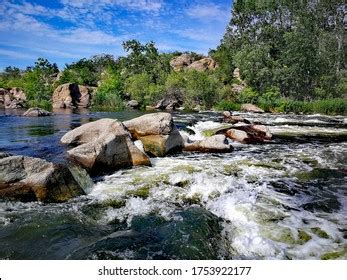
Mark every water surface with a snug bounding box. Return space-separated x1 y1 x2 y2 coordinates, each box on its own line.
0 108 346 260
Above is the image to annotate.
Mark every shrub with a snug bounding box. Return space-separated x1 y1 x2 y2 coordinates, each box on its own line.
237 87 259 104
93 70 125 111
215 100 241 111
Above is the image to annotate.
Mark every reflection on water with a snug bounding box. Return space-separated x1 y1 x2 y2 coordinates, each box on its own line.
0 108 346 260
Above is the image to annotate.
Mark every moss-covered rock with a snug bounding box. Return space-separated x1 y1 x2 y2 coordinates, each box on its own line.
311 227 330 239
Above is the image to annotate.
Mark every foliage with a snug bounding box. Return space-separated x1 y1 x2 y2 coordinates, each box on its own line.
93 68 124 111
215 100 241 111
217 0 346 100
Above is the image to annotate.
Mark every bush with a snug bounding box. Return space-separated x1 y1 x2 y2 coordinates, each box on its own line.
93 70 125 111
27 100 52 111
237 87 259 104
215 100 241 111
124 73 151 105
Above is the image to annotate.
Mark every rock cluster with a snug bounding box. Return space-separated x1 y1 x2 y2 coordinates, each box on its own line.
222 111 272 143
170 54 218 72
0 111 273 203
124 113 184 157
0 87 27 109
60 118 151 174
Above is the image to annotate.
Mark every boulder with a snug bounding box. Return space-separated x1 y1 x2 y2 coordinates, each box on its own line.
61 118 151 174
252 125 272 140
0 155 86 202
226 129 250 144
23 107 52 117
155 94 182 111
124 113 184 157
187 57 218 72
170 54 193 71
183 135 233 153
226 125 272 143
0 87 27 109
126 100 140 109
241 103 264 113
53 83 93 109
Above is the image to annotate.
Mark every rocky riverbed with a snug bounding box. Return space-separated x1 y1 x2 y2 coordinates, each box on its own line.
0 108 346 259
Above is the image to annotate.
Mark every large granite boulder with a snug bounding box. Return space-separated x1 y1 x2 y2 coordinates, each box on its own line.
61 118 151 174
187 57 217 72
241 103 264 113
23 107 52 117
0 154 86 202
124 113 184 157
53 83 94 109
170 54 193 71
183 135 233 153
0 87 27 109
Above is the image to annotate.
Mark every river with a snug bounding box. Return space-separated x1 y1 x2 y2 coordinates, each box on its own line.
0 109 346 260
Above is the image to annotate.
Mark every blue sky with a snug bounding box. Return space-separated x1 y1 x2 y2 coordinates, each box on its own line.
0 0 232 69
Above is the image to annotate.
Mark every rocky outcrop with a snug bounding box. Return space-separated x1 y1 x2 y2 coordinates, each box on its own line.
124 113 184 157
53 83 94 109
170 54 217 72
187 57 217 72
241 103 264 113
183 135 233 153
0 154 86 202
170 54 193 71
23 107 52 117
0 87 27 109
61 118 151 174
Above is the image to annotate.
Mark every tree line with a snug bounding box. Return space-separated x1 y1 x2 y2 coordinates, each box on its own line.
0 0 346 115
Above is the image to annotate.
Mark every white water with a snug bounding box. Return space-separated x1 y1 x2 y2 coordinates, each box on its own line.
88 118 347 259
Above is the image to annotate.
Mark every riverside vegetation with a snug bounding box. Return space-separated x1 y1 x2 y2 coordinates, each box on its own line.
0 0 346 115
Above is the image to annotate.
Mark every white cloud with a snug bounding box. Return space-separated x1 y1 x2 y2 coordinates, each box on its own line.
172 28 221 42
59 0 163 12
186 3 230 22
0 49 37 59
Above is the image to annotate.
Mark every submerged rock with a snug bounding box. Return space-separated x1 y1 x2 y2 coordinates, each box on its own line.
53 83 94 109
61 118 151 174
0 155 86 202
124 113 184 157
241 103 264 113
68 207 222 260
184 135 233 153
23 107 52 117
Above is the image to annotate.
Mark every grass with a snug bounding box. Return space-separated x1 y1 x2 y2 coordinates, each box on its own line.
258 98 347 115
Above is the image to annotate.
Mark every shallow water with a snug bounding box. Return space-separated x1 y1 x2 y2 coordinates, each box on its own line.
0 108 346 259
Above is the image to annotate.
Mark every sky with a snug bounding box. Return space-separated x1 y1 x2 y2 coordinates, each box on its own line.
0 0 232 69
